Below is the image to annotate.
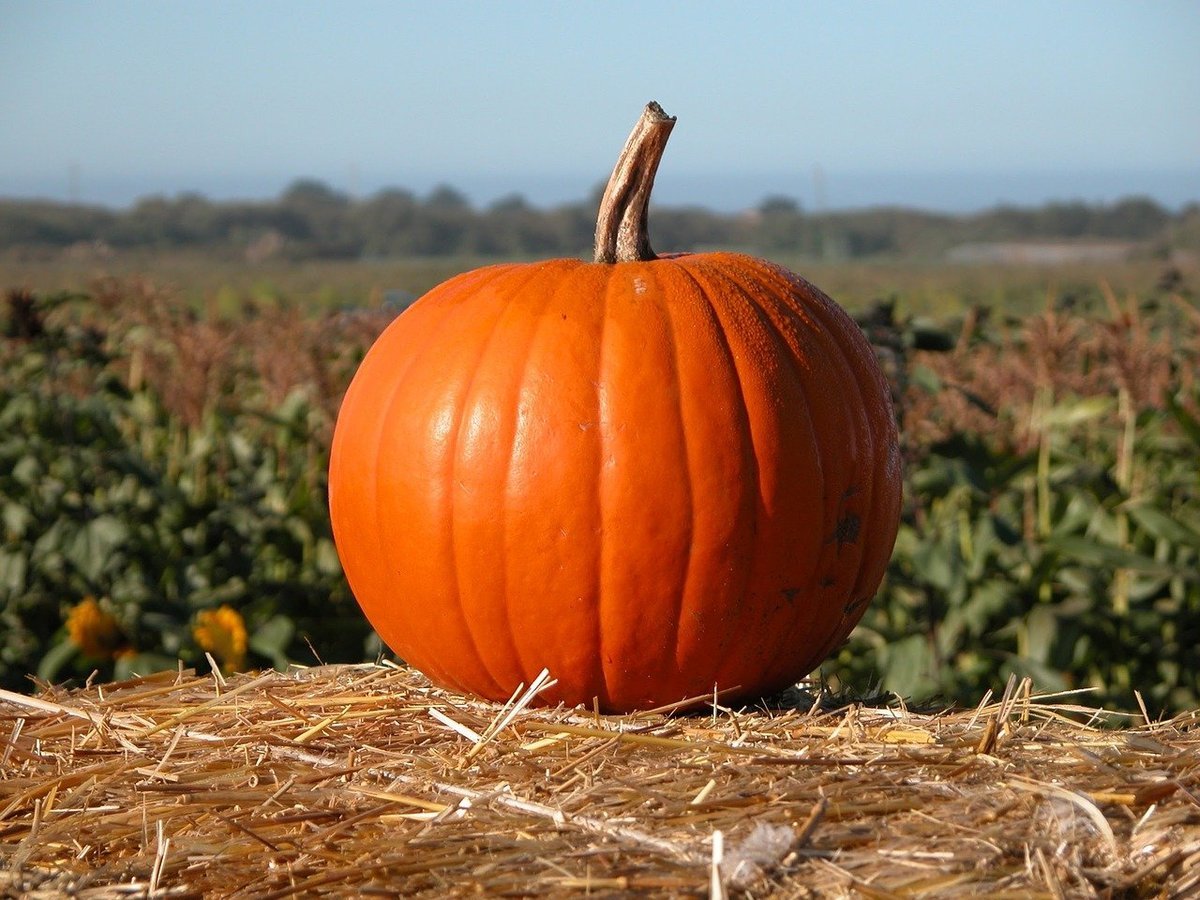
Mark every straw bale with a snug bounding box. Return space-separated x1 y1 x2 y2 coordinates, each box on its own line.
2 663 1198 897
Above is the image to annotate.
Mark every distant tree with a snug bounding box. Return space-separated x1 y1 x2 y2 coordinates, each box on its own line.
0 200 115 247
280 179 350 207
547 203 597 258
758 195 801 216
1097 197 1169 239
355 188 419 256
425 184 471 211
488 193 531 214
1036 202 1092 237
122 196 188 246
750 196 807 252
278 179 355 256
653 208 735 252
174 193 218 242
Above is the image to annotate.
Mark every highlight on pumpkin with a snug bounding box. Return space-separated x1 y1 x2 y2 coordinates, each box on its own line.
65 596 132 661
193 605 248 673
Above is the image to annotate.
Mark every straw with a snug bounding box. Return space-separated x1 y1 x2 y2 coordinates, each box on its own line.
2 664 1198 896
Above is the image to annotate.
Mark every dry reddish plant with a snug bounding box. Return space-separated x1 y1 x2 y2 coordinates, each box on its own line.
75 278 395 432
904 289 1198 455
242 305 323 409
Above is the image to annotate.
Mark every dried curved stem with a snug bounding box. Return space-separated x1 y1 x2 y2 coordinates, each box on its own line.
593 102 677 264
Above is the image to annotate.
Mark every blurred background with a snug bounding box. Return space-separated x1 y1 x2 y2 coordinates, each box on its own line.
2 2 1199 714
3 0 1198 210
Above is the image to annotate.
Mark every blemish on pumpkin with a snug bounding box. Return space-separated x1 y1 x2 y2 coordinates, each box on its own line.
835 513 861 546
780 587 801 605
843 595 869 616
633 277 647 295
819 576 835 588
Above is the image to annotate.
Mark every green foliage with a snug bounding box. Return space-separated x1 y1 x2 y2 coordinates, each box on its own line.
0 289 377 691
829 303 1200 713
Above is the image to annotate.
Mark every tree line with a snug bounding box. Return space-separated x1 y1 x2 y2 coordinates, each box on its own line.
2 178 1196 261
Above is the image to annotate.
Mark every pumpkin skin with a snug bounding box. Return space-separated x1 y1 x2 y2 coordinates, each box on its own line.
328 251 902 712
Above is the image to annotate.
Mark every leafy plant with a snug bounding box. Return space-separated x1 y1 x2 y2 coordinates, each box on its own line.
830 291 1200 712
3 278 1199 715
0 287 386 690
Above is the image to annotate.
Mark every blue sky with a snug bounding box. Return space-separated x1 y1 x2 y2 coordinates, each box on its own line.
1 1 1197 211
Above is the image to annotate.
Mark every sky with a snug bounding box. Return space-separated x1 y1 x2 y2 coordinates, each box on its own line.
1 0 1198 213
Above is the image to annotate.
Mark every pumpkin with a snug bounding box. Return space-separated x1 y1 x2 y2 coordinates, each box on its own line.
329 102 902 712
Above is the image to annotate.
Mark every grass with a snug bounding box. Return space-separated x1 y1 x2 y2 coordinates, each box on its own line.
3 248 1176 319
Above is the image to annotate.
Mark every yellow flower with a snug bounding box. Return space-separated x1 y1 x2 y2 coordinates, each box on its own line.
193 605 248 672
65 597 130 660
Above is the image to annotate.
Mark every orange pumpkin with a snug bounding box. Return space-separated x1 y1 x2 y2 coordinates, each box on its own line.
329 103 902 712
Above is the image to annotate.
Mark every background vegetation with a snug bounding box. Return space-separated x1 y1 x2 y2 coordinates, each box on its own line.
4 180 1198 264
1 283 389 688
2 190 1198 714
841 281 1200 713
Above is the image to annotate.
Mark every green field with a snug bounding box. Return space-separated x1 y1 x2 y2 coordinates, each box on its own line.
3 250 1176 318
2 253 1198 713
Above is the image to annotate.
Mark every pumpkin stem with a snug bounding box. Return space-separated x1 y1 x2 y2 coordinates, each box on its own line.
593 101 677 264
